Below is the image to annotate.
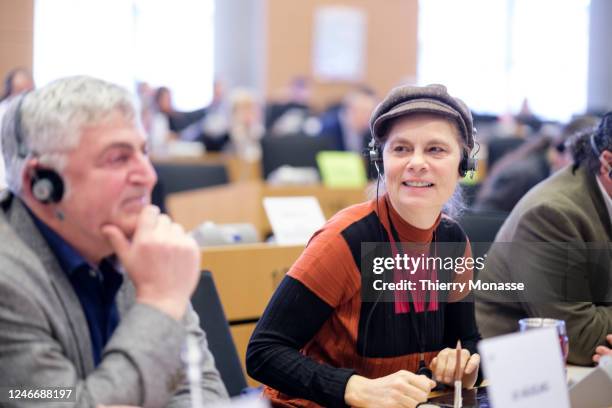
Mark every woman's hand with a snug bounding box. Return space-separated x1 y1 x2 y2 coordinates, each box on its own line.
344 371 436 408
430 348 480 388
593 334 612 364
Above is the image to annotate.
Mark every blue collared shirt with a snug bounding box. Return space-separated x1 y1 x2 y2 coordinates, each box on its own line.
31 213 123 366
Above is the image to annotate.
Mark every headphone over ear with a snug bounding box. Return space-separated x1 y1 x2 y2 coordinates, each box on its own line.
459 151 478 177
366 137 384 175
14 93 65 204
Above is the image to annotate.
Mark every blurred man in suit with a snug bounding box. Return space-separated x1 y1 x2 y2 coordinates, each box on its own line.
319 86 377 153
0 76 228 407
476 113 612 365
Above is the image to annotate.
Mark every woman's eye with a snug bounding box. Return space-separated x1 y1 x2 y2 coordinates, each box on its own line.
429 146 445 153
393 145 408 152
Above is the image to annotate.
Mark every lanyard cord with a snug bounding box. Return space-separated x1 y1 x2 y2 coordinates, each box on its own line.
384 199 436 378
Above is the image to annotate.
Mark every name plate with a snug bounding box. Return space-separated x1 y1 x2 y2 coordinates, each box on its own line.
263 196 326 245
478 327 570 408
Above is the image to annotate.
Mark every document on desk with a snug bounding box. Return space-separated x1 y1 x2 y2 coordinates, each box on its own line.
478 327 570 408
263 196 326 245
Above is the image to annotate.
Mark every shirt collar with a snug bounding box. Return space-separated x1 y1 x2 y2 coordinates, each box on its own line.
595 175 612 226
28 210 91 275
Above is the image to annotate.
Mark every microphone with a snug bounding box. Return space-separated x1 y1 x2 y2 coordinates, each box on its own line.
183 334 205 408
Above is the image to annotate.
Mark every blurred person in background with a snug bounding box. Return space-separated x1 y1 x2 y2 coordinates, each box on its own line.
135 81 156 137
200 79 231 143
150 86 209 147
515 98 543 136
0 67 35 103
318 86 378 153
0 67 35 190
265 76 316 136
202 88 264 162
473 115 600 213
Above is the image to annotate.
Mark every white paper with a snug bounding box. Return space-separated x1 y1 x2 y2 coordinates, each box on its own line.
478 327 570 408
263 196 326 245
312 6 366 81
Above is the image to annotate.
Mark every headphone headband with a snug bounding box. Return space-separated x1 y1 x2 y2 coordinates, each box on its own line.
590 132 602 157
369 84 475 150
12 92 65 204
14 93 30 158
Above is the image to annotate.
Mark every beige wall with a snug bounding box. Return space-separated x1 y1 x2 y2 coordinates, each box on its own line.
0 0 418 109
0 0 34 86
266 0 418 110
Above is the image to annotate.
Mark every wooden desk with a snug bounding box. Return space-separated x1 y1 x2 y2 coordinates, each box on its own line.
168 181 368 238
566 364 593 383
229 322 258 387
200 243 303 322
153 153 262 183
200 243 304 387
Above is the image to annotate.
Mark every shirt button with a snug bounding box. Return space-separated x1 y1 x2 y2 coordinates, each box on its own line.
89 269 97 278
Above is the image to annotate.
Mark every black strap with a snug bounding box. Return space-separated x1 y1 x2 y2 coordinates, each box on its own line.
383 199 436 363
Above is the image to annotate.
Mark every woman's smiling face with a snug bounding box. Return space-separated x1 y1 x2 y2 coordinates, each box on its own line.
382 113 463 220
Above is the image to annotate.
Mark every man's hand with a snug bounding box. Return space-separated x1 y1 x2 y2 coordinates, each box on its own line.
344 371 436 408
102 205 201 321
593 334 612 364
430 348 480 388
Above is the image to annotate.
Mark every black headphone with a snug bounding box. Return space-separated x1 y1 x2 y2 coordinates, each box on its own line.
14 94 65 204
590 132 612 179
366 137 477 177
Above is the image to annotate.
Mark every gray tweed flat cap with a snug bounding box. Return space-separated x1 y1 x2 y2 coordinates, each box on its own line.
369 84 474 149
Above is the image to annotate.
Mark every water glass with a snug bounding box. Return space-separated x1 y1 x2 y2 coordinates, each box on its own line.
519 318 569 362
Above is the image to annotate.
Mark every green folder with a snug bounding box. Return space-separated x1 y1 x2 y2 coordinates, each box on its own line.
316 151 367 188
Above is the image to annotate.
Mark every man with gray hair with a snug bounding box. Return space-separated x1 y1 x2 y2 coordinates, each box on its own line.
0 76 229 407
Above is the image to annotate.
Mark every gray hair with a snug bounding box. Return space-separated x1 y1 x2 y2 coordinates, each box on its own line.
1 76 141 194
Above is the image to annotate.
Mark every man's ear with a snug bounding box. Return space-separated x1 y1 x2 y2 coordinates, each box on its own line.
601 150 612 178
20 157 40 200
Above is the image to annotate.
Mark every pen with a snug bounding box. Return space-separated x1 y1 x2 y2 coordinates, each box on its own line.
454 340 462 408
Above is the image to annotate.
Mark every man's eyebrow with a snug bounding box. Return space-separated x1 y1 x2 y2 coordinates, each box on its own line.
96 142 136 159
101 142 135 152
99 141 149 154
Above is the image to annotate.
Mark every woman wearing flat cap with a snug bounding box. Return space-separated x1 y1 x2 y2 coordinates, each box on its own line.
247 84 481 408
